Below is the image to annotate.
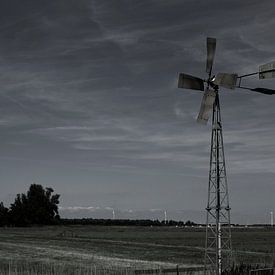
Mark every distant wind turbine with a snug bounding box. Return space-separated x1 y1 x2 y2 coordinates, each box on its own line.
112 209 115 220
105 207 116 219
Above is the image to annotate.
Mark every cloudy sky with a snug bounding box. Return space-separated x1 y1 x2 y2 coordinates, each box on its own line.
1 0 275 223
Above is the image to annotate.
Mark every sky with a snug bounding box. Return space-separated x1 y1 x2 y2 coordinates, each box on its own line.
1 0 275 223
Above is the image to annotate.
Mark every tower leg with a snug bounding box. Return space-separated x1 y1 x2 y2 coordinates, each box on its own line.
204 92 232 275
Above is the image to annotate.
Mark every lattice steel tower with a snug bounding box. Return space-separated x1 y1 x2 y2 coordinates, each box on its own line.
178 37 275 275
204 91 232 274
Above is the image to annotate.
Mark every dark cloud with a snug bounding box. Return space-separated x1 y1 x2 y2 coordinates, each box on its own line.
0 0 274 222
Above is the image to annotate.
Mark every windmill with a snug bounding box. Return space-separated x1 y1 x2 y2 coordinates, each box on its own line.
178 37 275 275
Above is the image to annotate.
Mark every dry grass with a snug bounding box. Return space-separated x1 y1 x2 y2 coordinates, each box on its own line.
0 260 134 275
0 226 274 274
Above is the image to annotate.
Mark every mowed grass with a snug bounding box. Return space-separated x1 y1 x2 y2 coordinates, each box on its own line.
0 225 274 272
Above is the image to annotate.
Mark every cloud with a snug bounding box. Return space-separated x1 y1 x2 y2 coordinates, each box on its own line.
59 206 100 211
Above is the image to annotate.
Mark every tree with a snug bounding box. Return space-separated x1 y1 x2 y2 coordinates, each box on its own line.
0 202 9 226
9 183 60 226
9 194 29 226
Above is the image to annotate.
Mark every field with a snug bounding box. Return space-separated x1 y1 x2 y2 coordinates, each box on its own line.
0 226 275 274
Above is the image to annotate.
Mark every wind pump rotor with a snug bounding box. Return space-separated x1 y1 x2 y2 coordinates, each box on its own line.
178 37 275 124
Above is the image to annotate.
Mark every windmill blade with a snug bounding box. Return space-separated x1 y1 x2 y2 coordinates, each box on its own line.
206 37 216 75
250 87 275 95
178 73 204 91
197 89 216 124
213 73 238 89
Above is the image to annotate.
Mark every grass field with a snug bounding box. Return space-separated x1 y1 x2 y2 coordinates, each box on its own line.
0 225 274 274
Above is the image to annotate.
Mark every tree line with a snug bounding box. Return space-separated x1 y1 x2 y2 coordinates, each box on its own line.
61 218 196 226
0 183 60 226
0 184 197 227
